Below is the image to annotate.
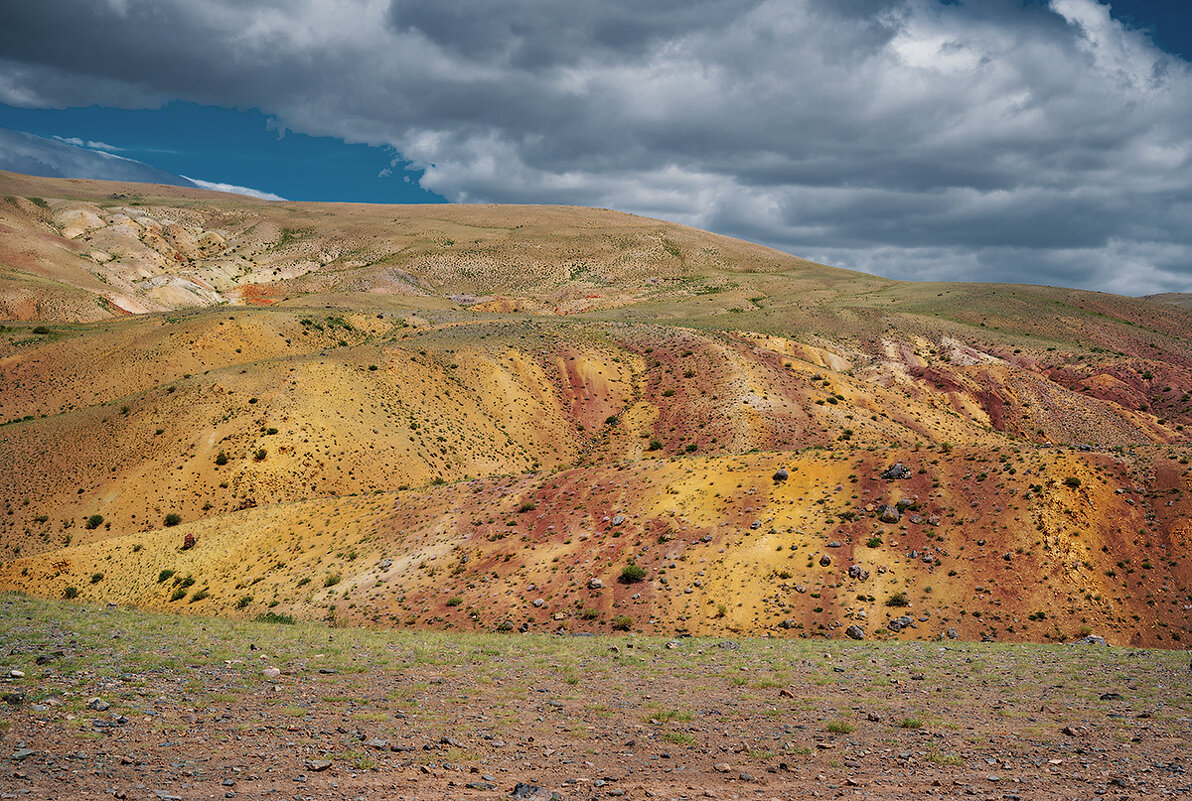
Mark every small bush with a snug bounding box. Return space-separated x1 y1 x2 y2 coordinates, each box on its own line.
620 563 647 584
866 535 883 548
254 448 267 461
85 514 104 530
189 588 210 603
446 596 462 607
648 440 663 451
324 573 341 587
164 513 182 526
886 592 910 608
158 569 175 583
170 588 187 602
63 586 79 599
900 718 924 729
826 720 855 734
266 427 278 435
581 608 599 620
235 595 254 609
517 501 537 513
255 612 295 624
215 451 228 466
32 326 51 335
685 443 698 453
611 615 633 631
90 572 104 584
605 415 619 425
1063 476 1081 488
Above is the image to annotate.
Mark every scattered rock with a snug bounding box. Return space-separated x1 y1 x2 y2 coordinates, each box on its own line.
713 762 732 773
881 462 912 480
509 783 560 800
773 468 789 482
1069 635 1108 646
848 564 869 580
262 667 282 680
878 504 901 524
86 698 110 712
819 554 832 567
1061 725 1087 737
946 627 959 639
588 578 604 590
12 748 36 761
305 759 332 771
845 625 865 640
611 514 625 527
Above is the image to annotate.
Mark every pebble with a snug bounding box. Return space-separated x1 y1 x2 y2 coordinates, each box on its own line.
262 667 281 680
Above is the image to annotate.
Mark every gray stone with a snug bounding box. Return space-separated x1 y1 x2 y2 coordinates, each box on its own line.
845 625 865 640
881 462 912 480
878 505 901 524
819 554 832 567
773 468 789 482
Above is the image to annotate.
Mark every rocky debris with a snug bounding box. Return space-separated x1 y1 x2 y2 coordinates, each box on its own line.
848 564 869 580
713 762 732 773
305 759 332 771
611 514 625 527
262 667 282 680
881 462 912 480
845 625 865 640
773 468 789 482
4 689 26 705
888 616 915 632
1100 692 1123 701
878 504 901 524
749 520 762 529
827 540 842 548
86 698 110 712
12 748 36 761
588 578 604 590
927 515 941 526
819 554 832 567
1061 725 1088 737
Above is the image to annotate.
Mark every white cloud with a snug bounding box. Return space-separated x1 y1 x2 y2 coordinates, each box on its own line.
0 0 1190 293
182 176 286 201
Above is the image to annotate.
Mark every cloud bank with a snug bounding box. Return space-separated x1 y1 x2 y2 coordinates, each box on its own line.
1 0 1190 294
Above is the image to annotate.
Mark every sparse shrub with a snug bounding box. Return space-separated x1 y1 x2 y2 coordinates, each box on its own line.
90 572 103 584
715 603 727 618
1063 476 1081 488
324 573 341 587
254 448 267 461
611 615 633 631
662 389 675 397
296 577 311 587
85 514 104 530
170 588 187 601
826 720 855 734
605 415 619 425
189 588 210 603
63 586 79 599
517 501 537 513
886 592 910 608
866 535 883 548
158 569 175 583
215 451 228 466
266 427 278 435
31 326 51 335
648 440 663 451
255 612 295 624
581 608 599 620
620 563 647 583
446 596 462 607
900 718 924 729
235 595 253 609
164 513 182 527
685 443 698 453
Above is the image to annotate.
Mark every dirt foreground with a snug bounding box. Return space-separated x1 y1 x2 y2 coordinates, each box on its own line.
0 594 1188 801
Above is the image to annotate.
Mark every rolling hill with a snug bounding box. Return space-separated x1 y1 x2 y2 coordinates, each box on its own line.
1 170 1190 647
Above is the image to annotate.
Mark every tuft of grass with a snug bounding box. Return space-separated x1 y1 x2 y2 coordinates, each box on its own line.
826 719 855 734
900 717 924 729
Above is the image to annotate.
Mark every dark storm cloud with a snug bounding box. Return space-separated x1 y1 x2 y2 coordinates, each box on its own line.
0 0 1190 294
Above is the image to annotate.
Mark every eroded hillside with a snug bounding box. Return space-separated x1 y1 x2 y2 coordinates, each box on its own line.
1 172 1190 646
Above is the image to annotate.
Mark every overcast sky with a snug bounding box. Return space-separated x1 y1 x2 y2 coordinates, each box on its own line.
1 0 1190 295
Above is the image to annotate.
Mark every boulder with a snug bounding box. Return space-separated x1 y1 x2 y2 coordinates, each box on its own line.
845 625 865 640
773 468 789 482
880 462 912 480
878 504 901 524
